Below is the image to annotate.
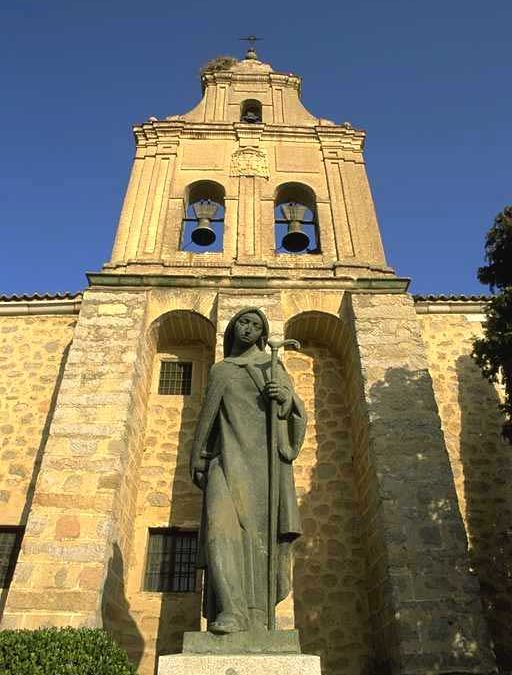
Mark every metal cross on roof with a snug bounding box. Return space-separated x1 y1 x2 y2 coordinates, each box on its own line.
239 35 263 50
240 35 263 59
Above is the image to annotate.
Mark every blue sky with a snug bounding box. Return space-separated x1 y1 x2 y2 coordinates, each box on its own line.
1 0 510 296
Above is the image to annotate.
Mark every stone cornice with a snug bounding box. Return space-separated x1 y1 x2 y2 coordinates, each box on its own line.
0 289 490 317
87 271 409 293
132 119 366 152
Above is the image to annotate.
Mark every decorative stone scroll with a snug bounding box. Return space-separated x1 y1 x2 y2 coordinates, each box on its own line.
230 147 270 179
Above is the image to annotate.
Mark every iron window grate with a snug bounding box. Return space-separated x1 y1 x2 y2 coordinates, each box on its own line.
158 361 193 395
0 527 23 588
144 529 198 592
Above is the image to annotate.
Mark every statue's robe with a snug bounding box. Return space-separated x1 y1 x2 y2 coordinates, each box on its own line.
190 351 306 628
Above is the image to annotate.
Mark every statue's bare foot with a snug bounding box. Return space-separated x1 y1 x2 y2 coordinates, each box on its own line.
209 613 246 634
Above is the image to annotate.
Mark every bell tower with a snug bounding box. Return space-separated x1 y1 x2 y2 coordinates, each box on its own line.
102 48 399 287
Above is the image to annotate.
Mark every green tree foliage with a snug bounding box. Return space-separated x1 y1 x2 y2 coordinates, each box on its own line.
472 206 512 443
0 627 137 675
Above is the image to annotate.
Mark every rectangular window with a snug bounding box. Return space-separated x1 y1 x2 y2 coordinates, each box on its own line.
144 529 198 592
0 526 23 588
158 361 193 396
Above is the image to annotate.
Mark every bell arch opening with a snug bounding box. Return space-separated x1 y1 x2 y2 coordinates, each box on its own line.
240 99 263 124
181 181 226 252
274 182 320 254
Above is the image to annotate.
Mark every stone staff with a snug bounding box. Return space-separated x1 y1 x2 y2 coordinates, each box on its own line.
267 337 301 631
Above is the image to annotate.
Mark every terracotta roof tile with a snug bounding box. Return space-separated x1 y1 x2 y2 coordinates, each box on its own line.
0 292 83 302
413 294 489 302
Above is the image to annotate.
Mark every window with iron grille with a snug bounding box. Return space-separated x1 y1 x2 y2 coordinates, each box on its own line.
144 529 198 592
158 361 193 395
0 526 23 588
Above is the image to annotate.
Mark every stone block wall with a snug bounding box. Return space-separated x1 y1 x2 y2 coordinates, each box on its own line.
0 315 76 529
418 309 512 670
1 290 505 675
346 293 495 675
1 289 152 630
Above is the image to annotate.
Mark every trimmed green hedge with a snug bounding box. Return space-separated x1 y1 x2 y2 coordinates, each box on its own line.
0 627 137 675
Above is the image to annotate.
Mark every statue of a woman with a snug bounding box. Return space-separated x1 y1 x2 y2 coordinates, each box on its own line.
190 308 307 634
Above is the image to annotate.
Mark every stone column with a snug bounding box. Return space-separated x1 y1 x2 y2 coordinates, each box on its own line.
344 292 495 675
1 288 152 630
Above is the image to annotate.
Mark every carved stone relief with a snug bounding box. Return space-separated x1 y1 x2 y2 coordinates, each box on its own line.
230 147 270 179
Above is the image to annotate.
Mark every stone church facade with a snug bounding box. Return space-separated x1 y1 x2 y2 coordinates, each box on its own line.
0 51 510 675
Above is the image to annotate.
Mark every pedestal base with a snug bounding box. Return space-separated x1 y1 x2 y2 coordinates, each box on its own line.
158 654 322 675
183 629 301 655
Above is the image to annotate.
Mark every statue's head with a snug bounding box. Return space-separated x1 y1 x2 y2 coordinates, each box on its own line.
223 307 269 357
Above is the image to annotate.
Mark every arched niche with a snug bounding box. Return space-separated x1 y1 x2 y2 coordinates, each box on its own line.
150 308 216 352
181 181 226 252
240 99 263 124
286 310 344 355
125 309 216 672
274 183 320 254
186 180 225 208
284 310 371 674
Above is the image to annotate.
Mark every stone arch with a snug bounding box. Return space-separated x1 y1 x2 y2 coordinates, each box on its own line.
148 308 216 352
281 291 343 323
145 290 217 330
274 181 317 212
274 182 320 254
283 310 371 675
182 181 226 251
286 310 344 355
240 98 263 123
185 180 225 209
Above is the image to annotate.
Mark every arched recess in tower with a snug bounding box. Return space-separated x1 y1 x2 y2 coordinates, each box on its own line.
181 180 226 252
274 182 320 254
122 309 216 672
284 310 370 675
240 99 263 123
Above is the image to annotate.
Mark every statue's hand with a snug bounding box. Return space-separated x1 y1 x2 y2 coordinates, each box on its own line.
194 470 207 490
191 457 207 489
264 381 290 405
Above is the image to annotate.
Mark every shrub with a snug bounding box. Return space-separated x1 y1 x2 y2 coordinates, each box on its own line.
0 627 137 675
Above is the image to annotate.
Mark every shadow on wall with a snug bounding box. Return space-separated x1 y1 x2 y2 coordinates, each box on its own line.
290 345 371 675
155 381 203 670
365 366 495 675
457 355 512 671
0 341 71 621
102 542 145 669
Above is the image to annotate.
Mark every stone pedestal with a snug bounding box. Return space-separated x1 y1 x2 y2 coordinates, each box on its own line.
158 654 321 675
182 629 301 655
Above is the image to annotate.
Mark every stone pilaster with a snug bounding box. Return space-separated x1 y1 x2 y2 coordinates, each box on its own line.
1 289 152 630
344 292 496 675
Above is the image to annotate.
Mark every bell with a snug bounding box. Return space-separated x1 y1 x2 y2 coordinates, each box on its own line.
191 200 218 246
280 203 311 253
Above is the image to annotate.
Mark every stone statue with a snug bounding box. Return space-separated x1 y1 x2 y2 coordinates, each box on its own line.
190 308 307 635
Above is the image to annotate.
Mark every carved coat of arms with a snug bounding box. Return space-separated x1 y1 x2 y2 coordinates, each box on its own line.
230 147 269 179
